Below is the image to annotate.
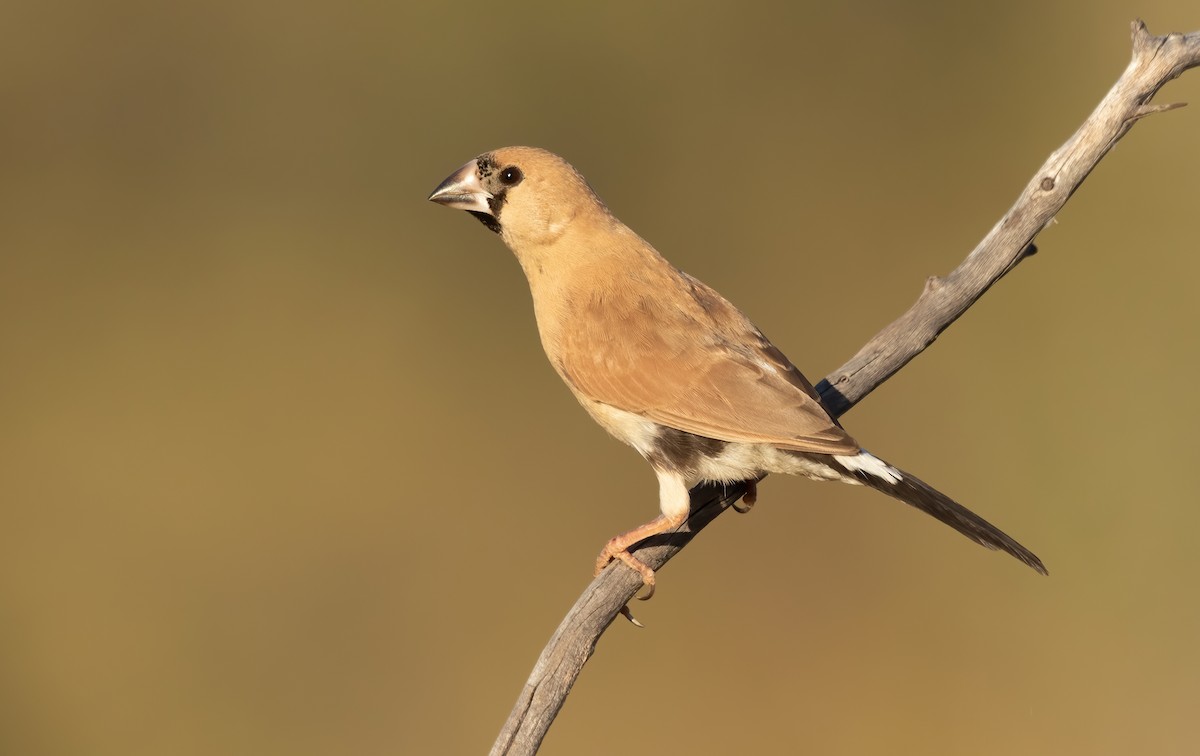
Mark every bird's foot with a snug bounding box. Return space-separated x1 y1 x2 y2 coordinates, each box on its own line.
731 480 758 514
594 510 685 608
596 544 657 600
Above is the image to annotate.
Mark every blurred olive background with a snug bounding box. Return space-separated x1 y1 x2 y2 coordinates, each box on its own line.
3 1 1199 754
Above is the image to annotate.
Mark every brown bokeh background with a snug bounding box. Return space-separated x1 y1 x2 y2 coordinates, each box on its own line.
3 2 1199 754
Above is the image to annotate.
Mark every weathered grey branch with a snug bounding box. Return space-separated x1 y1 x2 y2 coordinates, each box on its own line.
819 21 1200 416
490 21 1200 756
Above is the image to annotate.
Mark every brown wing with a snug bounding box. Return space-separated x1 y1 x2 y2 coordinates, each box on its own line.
557 274 860 455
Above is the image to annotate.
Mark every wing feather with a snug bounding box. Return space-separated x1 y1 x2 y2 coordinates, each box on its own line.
557 273 859 455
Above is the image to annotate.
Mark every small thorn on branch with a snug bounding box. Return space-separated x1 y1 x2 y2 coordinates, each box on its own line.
1132 102 1187 120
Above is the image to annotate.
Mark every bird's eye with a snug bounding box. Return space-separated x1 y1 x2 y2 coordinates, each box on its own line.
499 166 524 186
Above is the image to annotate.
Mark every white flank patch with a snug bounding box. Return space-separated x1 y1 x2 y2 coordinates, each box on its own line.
834 451 902 484
584 401 661 457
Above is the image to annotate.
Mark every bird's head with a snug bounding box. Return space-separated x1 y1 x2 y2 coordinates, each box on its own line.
428 147 609 249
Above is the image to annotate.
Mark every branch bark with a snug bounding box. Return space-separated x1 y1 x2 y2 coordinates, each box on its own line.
490 21 1200 756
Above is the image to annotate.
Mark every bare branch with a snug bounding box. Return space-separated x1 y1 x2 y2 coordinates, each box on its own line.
490 21 1200 756
819 20 1200 416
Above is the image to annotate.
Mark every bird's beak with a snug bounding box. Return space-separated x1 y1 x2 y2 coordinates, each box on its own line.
428 160 494 215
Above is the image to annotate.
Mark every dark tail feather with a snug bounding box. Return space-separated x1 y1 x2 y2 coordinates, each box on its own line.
832 454 1048 575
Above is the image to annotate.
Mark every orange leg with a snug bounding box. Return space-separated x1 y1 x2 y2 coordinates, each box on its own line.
595 510 688 601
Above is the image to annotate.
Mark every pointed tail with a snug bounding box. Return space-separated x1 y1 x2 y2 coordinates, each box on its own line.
831 451 1048 575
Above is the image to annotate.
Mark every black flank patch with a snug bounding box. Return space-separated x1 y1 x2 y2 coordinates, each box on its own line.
648 426 728 473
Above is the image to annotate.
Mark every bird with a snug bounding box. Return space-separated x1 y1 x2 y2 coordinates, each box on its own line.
428 146 1047 599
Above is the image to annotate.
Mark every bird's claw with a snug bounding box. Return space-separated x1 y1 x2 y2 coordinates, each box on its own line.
731 480 758 513
619 605 645 627
635 580 655 601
